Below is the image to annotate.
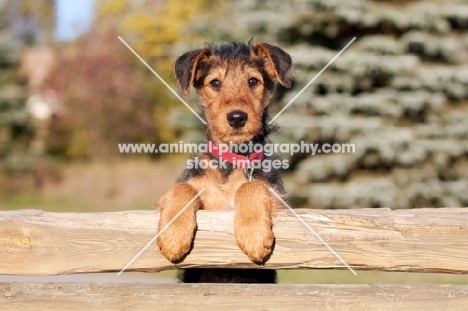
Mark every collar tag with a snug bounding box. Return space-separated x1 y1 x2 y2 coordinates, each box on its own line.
243 156 255 181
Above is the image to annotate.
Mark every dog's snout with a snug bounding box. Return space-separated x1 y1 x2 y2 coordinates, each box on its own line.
226 110 248 128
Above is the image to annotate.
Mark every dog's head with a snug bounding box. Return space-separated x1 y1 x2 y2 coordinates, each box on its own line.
174 41 292 144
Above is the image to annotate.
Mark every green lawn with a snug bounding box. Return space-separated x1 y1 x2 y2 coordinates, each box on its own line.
278 270 468 284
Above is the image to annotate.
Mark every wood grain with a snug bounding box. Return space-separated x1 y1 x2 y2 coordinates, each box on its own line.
1 208 467 275
1 283 468 311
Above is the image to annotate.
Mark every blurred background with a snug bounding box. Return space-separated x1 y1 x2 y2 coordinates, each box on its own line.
1 0 468 212
1 0 468 283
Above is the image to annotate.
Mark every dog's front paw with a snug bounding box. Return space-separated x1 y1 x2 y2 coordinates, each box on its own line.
157 212 196 263
156 183 200 263
235 217 274 264
234 181 275 263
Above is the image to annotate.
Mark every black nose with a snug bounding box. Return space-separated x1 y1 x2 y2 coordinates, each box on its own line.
226 110 248 128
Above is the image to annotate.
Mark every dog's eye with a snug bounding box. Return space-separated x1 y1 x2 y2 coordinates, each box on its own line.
210 79 221 88
248 78 258 86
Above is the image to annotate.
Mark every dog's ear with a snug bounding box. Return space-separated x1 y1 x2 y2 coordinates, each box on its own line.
251 42 293 88
174 49 210 97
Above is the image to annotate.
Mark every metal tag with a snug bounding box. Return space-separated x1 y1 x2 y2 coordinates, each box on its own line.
244 166 255 181
243 155 255 181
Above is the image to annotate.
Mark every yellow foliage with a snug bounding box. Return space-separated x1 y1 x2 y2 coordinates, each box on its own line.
98 0 221 57
97 0 129 16
66 129 89 158
95 0 222 144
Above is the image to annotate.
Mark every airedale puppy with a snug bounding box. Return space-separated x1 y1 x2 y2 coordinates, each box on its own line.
156 41 292 283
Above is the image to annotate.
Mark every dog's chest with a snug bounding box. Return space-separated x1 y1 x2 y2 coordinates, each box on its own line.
187 168 248 210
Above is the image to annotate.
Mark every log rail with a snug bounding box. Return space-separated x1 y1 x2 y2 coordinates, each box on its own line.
1 208 467 310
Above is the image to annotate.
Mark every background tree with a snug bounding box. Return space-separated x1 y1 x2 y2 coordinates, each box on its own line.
0 0 55 174
45 0 223 159
189 0 468 209
96 0 223 143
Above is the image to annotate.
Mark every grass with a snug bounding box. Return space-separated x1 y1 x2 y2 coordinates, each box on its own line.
278 270 468 284
0 157 185 212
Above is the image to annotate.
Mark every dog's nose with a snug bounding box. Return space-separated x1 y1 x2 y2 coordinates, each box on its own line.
226 110 248 128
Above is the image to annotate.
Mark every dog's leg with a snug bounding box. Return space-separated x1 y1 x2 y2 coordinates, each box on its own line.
157 183 201 262
234 181 275 263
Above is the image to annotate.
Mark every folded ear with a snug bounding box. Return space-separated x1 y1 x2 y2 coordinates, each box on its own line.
174 49 210 97
250 42 293 88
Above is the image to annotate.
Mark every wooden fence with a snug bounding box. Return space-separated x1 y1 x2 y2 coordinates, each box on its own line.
1 208 468 310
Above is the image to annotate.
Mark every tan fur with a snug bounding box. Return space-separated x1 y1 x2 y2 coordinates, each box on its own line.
157 42 292 264
156 183 202 262
197 62 266 144
187 166 248 210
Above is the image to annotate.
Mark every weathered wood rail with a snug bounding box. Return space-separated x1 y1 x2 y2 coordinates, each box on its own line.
1 208 468 310
1 283 468 311
1 208 468 274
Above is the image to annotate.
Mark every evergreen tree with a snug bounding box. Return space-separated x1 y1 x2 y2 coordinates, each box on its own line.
0 5 32 173
190 0 468 209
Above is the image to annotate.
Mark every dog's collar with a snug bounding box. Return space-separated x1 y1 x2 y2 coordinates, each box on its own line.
208 141 264 169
